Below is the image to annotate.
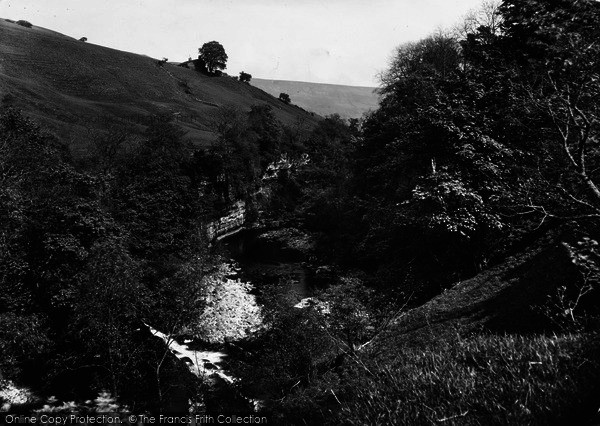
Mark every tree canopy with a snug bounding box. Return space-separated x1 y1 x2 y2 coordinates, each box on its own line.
3 0 600 421
278 93 291 104
239 71 252 83
198 41 228 74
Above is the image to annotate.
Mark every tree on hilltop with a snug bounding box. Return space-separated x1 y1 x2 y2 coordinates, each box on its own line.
239 71 252 83
198 41 228 74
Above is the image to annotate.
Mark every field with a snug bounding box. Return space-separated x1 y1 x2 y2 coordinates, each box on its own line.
253 78 379 119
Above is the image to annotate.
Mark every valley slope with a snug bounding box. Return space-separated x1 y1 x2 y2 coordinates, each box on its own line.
0 19 319 155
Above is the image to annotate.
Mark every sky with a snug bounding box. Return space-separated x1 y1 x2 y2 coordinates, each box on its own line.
0 0 485 87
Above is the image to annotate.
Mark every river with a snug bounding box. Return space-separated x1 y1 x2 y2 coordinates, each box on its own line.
222 229 313 305
149 227 316 414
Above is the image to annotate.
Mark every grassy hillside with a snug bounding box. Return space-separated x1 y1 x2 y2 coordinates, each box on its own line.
252 78 378 119
0 19 319 155
338 239 600 425
373 241 580 352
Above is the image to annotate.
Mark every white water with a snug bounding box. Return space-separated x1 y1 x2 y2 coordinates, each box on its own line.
146 324 265 411
145 324 234 384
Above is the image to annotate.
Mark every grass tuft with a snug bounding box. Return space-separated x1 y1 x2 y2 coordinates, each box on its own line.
337 333 600 425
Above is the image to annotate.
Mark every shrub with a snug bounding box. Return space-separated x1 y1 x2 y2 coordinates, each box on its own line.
239 71 252 83
279 93 291 104
16 20 32 28
79 37 87 42
178 80 192 94
232 291 339 424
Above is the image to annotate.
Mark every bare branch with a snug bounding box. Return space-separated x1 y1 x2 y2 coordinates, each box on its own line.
557 185 600 215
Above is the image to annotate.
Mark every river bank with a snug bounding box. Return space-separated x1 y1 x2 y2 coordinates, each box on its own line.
149 225 330 414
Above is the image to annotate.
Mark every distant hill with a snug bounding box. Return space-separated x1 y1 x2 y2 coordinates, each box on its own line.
0 19 319 155
252 78 379 119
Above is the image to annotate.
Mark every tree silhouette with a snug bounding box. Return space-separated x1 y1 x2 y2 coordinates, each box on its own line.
198 41 228 74
239 71 252 83
279 92 291 104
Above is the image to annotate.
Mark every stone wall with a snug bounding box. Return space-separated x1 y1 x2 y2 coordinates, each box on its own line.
205 154 308 241
206 200 246 241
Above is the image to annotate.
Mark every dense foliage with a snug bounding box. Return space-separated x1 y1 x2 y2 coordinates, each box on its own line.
231 1 600 423
2 0 600 422
0 103 287 410
291 0 600 307
239 71 252 83
16 20 32 28
0 90 313 410
0 109 209 409
278 93 291 104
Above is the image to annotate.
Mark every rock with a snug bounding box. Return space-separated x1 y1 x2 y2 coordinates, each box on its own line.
294 297 330 314
207 201 247 240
